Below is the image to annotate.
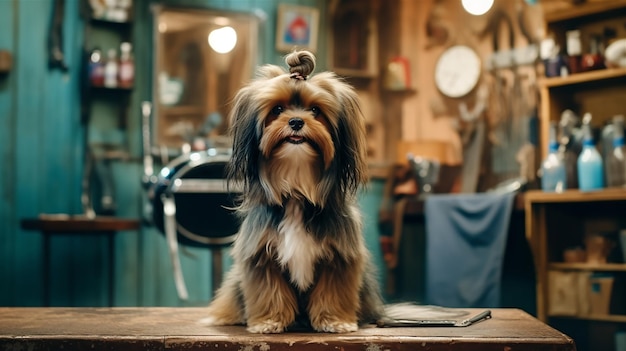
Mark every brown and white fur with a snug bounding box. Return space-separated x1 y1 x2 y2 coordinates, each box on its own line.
201 50 387 333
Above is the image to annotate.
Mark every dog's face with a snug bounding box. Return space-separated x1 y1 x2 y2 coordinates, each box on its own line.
227 55 368 208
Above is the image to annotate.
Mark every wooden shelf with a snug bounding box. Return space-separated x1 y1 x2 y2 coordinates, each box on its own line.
543 0 626 23
525 189 626 327
549 314 626 323
550 263 626 272
524 188 626 204
334 68 378 79
539 67 626 89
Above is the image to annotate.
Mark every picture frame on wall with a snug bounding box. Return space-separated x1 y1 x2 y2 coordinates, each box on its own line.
275 4 319 53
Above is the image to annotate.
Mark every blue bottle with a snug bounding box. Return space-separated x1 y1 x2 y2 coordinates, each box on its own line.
541 122 567 192
577 113 604 191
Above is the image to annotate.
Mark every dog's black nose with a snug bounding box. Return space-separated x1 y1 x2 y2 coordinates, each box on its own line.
288 118 304 131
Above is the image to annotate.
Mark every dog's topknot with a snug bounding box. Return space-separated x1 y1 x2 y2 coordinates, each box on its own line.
285 50 316 78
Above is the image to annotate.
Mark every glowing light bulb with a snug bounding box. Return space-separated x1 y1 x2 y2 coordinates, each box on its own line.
208 26 237 54
462 0 494 16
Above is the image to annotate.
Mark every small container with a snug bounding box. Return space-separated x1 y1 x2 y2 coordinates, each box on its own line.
541 121 567 192
88 49 104 86
581 35 605 72
605 115 626 187
585 234 615 264
577 113 605 191
103 48 118 88
566 30 582 74
564 247 586 263
118 42 134 88
588 273 614 315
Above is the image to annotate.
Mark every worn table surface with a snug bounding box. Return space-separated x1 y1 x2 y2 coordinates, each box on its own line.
0 307 576 351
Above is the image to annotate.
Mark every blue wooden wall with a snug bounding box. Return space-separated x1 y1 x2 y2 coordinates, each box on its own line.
0 0 386 307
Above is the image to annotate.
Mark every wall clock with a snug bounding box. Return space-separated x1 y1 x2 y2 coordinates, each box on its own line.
434 45 481 98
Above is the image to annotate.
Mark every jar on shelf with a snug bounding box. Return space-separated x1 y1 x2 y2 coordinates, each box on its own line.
118 42 134 88
566 30 582 74
88 48 104 87
581 34 605 72
103 48 118 88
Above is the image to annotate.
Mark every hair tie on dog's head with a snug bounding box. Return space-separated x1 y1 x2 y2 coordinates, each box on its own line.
286 50 316 81
290 72 307 81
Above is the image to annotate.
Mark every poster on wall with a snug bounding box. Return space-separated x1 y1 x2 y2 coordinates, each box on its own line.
275 4 319 53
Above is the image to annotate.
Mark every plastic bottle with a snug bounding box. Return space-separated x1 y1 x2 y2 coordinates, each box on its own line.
606 115 626 187
118 42 134 88
577 113 605 191
88 48 104 86
541 122 567 192
103 48 118 88
566 30 582 74
559 110 581 189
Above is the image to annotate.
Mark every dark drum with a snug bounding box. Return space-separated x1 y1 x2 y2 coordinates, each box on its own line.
151 148 240 248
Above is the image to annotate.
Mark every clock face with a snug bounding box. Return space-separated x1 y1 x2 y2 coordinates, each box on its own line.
434 45 481 98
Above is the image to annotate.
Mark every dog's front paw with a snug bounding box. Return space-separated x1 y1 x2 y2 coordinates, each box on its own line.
198 315 227 326
312 319 358 333
247 319 288 334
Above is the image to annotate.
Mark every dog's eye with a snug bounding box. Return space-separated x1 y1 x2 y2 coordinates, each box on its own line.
310 106 321 117
271 106 284 116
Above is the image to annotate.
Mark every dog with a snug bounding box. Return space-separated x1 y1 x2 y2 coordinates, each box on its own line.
201 50 394 333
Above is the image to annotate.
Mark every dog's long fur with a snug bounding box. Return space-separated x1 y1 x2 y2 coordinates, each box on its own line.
202 50 386 333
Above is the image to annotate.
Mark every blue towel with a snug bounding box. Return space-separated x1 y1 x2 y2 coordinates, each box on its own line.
424 192 515 308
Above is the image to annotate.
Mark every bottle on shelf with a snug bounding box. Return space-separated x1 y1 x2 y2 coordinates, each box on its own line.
601 119 615 162
577 113 605 191
118 42 134 88
541 121 567 192
541 35 568 77
88 48 104 87
566 29 582 74
605 115 626 187
581 34 605 72
103 48 118 88
559 110 581 189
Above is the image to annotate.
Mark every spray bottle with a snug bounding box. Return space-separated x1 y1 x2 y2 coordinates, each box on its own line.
577 113 604 191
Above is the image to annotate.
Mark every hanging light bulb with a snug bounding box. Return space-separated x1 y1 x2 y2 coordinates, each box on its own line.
208 26 237 54
462 0 494 16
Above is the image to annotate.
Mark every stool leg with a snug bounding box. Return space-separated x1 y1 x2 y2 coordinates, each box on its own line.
211 248 223 295
43 233 51 307
108 233 114 306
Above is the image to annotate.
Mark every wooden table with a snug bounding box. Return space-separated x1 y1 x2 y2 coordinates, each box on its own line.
0 308 576 351
20 215 140 306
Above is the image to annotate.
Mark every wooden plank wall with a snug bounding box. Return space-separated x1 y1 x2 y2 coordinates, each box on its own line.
0 0 387 308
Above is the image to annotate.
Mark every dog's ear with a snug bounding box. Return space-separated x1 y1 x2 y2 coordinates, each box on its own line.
226 86 260 189
333 82 369 193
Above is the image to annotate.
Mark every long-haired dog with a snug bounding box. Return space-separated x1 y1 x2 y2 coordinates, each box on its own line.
202 50 388 333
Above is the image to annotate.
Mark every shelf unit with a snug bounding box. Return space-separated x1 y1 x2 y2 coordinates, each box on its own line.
81 4 135 216
543 0 626 23
82 14 134 151
538 1 626 161
525 188 626 351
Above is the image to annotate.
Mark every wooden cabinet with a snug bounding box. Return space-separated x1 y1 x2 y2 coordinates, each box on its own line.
538 1 626 161
525 189 626 351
